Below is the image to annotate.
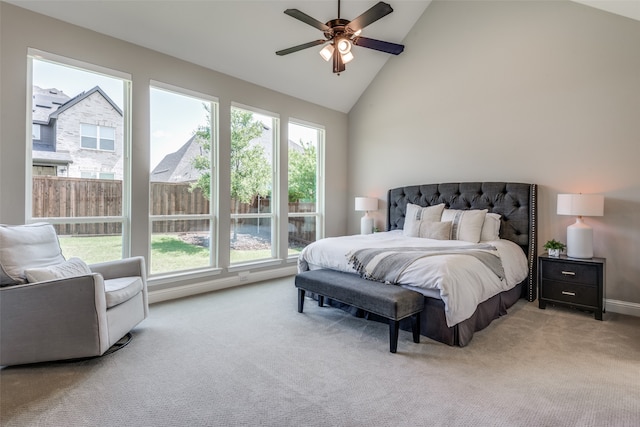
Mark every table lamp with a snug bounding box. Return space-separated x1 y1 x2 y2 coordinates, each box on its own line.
557 193 604 258
355 197 378 235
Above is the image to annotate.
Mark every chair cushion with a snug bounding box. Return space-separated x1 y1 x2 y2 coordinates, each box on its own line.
0 223 65 286
24 257 92 283
104 276 143 308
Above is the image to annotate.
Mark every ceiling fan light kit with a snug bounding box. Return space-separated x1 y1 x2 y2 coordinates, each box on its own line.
276 1 405 75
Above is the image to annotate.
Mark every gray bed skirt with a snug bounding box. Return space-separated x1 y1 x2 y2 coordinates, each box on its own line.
314 281 524 347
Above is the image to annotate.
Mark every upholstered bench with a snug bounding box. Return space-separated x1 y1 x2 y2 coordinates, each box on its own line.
295 269 425 353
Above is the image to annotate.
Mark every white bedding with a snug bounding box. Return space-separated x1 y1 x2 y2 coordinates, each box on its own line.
297 230 529 326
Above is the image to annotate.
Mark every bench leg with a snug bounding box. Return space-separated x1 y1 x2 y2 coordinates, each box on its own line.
411 314 421 343
318 295 324 307
297 289 305 313
389 320 399 353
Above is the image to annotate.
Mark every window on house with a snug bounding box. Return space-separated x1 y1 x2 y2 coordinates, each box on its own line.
81 124 116 151
288 121 323 256
149 83 218 276
32 124 41 140
230 105 278 264
28 49 131 263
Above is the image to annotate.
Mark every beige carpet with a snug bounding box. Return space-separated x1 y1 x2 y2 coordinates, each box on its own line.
2 276 639 426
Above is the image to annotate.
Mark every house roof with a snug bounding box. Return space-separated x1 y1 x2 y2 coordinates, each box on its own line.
151 135 203 183
50 85 123 119
32 86 71 123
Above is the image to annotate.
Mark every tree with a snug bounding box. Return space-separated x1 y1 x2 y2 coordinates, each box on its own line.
288 140 317 203
191 106 270 240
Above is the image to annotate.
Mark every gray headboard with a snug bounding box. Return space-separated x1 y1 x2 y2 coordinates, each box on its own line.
387 182 538 301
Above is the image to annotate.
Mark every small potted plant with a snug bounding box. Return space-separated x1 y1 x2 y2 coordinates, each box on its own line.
544 239 566 257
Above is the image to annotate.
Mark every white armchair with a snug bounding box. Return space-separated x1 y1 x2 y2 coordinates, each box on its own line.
0 223 148 366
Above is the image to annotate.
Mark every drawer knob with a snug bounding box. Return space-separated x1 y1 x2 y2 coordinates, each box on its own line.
561 271 576 276
562 291 576 296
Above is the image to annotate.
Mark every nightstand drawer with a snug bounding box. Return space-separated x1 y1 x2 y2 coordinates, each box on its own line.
540 280 598 307
541 261 599 286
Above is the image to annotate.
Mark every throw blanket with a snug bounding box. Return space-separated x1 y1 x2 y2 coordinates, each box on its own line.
347 244 505 285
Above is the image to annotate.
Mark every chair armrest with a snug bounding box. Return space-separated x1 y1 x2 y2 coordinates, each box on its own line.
0 274 109 366
90 256 147 282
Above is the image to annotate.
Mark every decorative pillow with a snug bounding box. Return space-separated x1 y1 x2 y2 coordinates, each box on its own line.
25 257 91 283
403 203 445 237
419 221 452 240
0 223 65 286
480 213 502 241
440 209 488 243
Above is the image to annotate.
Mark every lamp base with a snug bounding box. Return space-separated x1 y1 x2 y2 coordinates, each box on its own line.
566 218 593 258
361 214 373 235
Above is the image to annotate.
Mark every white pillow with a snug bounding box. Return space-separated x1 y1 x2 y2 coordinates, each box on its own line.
440 209 488 243
419 221 452 240
25 258 92 283
480 213 501 241
0 223 65 285
403 203 445 237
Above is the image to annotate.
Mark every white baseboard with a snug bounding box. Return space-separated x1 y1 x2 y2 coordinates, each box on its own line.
605 299 640 317
148 265 298 304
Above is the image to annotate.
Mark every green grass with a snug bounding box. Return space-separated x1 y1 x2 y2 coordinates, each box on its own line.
57 234 281 274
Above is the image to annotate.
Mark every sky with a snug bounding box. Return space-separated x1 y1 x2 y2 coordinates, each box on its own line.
32 58 320 170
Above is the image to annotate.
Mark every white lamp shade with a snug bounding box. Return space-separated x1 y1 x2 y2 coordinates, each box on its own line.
355 197 377 212
557 194 604 217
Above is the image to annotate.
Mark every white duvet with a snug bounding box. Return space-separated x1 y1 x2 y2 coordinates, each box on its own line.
297 230 529 327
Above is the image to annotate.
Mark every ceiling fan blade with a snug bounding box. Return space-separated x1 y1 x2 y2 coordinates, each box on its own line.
346 2 393 33
284 9 330 32
353 36 404 55
276 40 327 56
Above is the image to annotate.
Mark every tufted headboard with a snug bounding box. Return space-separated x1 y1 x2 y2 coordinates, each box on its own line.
387 182 538 301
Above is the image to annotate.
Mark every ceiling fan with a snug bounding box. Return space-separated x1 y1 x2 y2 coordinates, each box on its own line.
276 0 405 74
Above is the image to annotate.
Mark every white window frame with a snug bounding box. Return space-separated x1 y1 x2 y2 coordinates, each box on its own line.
149 81 220 277
32 124 41 140
229 103 280 266
287 118 325 259
26 48 132 259
80 123 116 151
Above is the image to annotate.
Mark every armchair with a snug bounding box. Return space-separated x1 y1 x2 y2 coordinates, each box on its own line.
0 223 148 366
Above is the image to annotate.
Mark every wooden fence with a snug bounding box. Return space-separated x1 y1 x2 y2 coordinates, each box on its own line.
33 176 316 244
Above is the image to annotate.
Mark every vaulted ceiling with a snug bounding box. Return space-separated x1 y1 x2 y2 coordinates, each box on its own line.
5 1 639 113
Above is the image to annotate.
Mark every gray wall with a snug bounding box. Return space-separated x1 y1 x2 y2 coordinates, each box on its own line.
349 1 640 309
0 3 349 290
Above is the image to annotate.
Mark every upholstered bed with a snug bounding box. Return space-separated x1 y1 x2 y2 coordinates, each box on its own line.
298 182 537 347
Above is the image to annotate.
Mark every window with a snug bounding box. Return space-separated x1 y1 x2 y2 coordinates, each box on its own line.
149 83 218 276
288 121 323 256
81 124 116 151
230 105 278 264
32 124 41 140
28 49 131 263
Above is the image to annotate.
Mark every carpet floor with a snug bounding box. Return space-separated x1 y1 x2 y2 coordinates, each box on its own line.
1 276 639 426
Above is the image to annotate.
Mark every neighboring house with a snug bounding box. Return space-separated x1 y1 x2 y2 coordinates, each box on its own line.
32 85 124 180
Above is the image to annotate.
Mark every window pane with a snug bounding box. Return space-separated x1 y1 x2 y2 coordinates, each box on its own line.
230 108 273 215
230 106 275 264
30 56 128 264
151 219 211 274
100 126 115 151
288 121 321 255
288 216 316 256
150 85 217 275
230 217 272 263
57 222 123 263
150 88 212 213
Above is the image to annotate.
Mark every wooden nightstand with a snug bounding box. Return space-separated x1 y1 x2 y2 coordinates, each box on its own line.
538 254 606 320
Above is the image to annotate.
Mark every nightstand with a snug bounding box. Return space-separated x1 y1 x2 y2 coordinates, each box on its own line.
538 254 606 320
